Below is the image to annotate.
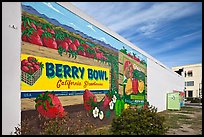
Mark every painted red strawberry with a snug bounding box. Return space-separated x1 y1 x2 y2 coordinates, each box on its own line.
35 62 40 65
33 65 40 71
96 52 103 60
35 91 65 119
102 94 112 109
26 62 33 68
21 23 26 31
78 50 86 57
30 22 37 30
83 89 97 111
127 53 132 57
41 31 57 50
28 56 36 63
27 32 43 46
59 41 69 52
64 38 72 45
21 59 28 66
47 27 55 35
94 47 100 53
21 66 29 73
81 44 89 51
28 67 35 74
73 39 80 47
69 43 77 51
37 28 44 36
22 34 28 42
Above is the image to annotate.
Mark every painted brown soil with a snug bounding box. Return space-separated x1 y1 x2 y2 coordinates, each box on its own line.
21 104 115 135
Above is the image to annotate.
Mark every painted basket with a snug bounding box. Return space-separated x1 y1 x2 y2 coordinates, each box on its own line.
21 68 42 86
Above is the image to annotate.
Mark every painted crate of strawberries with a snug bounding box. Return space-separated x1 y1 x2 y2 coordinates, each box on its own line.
21 56 43 86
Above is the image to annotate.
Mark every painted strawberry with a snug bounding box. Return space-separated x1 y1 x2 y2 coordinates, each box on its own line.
22 34 28 42
102 94 112 109
54 33 64 45
21 59 28 66
47 27 55 35
78 50 86 57
21 23 26 31
59 41 69 52
127 52 132 58
86 47 95 58
21 66 29 73
77 46 86 56
73 39 80 47
94 47 100 52
69 43 77 51
37 28 44 36
81 44 89 51
27 32 43 46
33 64 40 71
83 89 97 111
96 52 103 60
28 67 35 74
42 24 55 35
28 56 37 63
26 62 33 68
22 28 43 46
35 91 65 119
35 62 40 65
64 37 72 45
41 31 57 50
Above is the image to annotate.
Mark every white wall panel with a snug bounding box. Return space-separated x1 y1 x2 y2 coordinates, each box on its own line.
147 59 184 112
2 2 21 135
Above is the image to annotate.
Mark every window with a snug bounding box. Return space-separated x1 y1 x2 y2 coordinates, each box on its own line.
188 90 193 97
187 70 193 77
184 91 186 98
186 81 194 86
184 71 186 77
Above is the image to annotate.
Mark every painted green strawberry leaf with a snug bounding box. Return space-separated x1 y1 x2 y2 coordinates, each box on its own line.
43 102 47 111
35 101 43 109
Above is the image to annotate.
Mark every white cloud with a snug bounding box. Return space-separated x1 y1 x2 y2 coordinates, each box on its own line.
150 31 201 55
43 2 64 15
72 2 201 41
87 24 96 32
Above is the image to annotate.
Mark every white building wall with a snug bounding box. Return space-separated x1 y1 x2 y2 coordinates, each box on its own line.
172 64 202 98
147 60 185 112
2 2 21 135
2 2 185 134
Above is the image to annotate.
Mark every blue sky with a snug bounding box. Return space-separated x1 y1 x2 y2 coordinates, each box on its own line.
71 2 202 68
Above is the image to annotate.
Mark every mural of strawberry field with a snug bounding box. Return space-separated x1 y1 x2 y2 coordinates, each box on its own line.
20 2 148 135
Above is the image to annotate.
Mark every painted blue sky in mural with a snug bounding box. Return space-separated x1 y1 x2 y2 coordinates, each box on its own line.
72 2 202 68
22 2 147 62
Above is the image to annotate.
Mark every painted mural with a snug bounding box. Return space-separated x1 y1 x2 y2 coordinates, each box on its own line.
20 2 147 133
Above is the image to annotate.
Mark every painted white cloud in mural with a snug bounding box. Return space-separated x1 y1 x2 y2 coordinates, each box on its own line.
43 2 64 15
87 24 96 32
100 37 107 42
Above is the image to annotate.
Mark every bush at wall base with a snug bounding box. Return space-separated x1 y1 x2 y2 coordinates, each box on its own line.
110 105 168 135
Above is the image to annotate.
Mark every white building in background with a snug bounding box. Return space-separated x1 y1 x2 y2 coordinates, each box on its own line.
172 63 202 98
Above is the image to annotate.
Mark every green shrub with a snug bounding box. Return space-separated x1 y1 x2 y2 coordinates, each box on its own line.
111 106 168 135
186 97 201 103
